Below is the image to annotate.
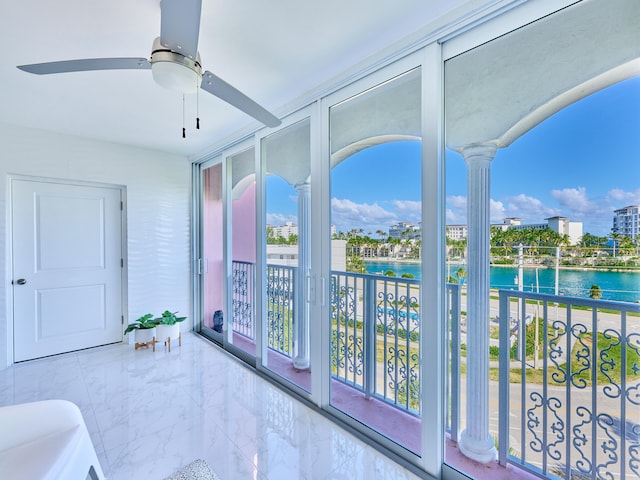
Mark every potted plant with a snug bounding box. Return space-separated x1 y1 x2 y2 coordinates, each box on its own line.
155 310 187 352
124 313 158 351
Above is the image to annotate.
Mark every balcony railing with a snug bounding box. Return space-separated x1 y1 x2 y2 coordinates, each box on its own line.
231 260 255 339
232 261 427 414
231 260 639 479
498 290 640 480
330 271 422 414
266 264 295 356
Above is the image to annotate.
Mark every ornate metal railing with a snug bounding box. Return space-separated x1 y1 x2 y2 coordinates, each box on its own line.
231 261 295 353
266 264 295 356
231 262 459 420
231 260 255 339
498 290 640 480
330 271 421 414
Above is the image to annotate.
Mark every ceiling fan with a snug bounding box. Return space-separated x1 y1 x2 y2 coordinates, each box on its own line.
16 0 281 129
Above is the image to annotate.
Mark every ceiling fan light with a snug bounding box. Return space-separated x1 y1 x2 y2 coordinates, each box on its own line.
151 61 200 93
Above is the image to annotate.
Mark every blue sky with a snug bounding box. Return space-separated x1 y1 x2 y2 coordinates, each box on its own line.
268 76 640 237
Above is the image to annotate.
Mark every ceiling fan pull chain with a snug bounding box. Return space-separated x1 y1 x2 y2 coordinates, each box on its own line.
182 93 186 138
196 81 200 130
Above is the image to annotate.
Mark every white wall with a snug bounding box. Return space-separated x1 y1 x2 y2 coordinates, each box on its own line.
0 122 191 368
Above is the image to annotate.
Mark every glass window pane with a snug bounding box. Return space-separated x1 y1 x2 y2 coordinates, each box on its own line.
202 163 224 337
262 118 312 392
329 68 422 453
230 147 257 358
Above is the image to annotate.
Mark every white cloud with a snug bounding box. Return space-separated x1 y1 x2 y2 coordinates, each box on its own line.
490 199 506 222
550 187 594 214
606 188 640 206
445 196 507 224
267 213 296 226
447 195 466 209
446 195 467 224
331 198 397 233
332 186 639 236
446 208 464 224
390 200 421 223
549 187 614 233
504 194 559 223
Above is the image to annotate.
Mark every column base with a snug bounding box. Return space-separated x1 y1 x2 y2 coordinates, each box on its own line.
458 429 498 464
292 357 310 370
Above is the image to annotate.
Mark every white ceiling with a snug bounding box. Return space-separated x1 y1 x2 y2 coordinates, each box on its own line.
0 0 489 158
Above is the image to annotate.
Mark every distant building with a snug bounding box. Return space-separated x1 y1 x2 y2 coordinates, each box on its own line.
448 216 583 244
267 241 346 271
270 222 298 239
545 216 583 245
612 205 639 240
502 216 583 245
446 224 468 240
389 222 421 240
488 218 522 234
501 217 522 227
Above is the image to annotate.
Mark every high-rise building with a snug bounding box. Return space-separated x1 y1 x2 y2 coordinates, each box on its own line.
612 205 639 240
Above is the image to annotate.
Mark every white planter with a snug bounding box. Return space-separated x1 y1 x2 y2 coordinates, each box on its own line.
156 323 181 352
134 327 156 351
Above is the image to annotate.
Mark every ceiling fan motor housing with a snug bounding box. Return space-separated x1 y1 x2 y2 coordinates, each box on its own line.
150 37 202 93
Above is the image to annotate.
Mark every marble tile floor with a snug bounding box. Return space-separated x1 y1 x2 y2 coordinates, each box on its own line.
0 332 425 480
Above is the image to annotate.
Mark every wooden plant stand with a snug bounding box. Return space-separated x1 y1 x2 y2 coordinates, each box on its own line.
164 332 182 352
134 337 157 351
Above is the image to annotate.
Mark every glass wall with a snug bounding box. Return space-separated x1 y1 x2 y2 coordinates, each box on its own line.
202 162 224 340
261 118 312 392
193 2 638 477
228 147 257 359
442 1 640 477
328 68 423 452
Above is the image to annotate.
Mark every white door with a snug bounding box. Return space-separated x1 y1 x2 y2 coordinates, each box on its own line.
12 179 124 362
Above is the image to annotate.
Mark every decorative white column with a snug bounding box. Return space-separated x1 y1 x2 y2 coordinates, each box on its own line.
458 143 498 464
293 182 311 369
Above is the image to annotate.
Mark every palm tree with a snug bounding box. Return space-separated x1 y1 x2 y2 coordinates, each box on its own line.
618 235 635 257
610 232 622 257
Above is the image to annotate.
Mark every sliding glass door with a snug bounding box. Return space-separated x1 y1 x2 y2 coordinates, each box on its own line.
201 161 224 341
259 117 312 392
227 146 258 360
195 46 445 477
326 68 424 453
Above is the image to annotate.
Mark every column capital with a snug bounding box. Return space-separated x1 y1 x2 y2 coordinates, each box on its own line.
461 142 497 164
295 182 311 194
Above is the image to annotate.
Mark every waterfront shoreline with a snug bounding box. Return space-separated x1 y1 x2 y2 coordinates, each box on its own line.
364 259 640 302
363 258 640 273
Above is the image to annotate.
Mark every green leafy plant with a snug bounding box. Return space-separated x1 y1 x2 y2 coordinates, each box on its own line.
124 313 158 334
156 310 187 326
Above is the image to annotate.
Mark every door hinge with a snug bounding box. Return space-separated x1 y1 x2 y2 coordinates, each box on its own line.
121 315 124 325
121 258 124 268
120 201 123 211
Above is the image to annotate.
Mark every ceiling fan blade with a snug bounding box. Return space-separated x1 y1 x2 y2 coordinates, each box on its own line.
160 0 202 60
17 58 150 75
201 71 281 128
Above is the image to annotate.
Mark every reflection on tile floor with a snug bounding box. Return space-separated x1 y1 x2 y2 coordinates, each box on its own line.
0 333 423 480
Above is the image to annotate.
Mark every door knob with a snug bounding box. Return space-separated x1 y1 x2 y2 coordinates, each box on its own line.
15 278 26 285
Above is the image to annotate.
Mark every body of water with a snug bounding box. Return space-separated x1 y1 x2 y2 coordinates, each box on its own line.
364 260 640 303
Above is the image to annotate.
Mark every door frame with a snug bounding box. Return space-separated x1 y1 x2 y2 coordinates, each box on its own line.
254 105 316 400
6 174 127 365
318 48 443 475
